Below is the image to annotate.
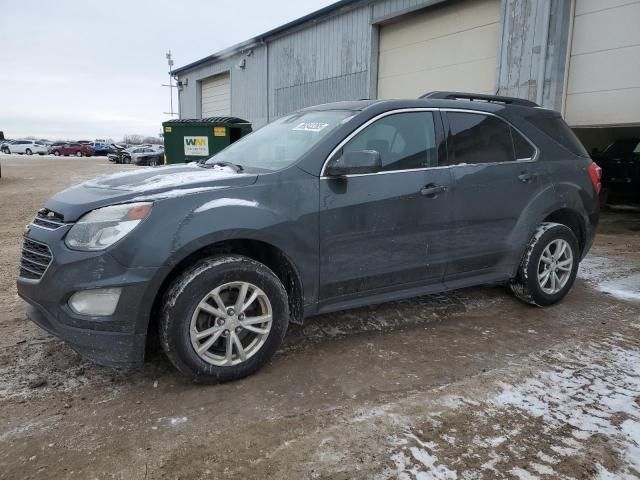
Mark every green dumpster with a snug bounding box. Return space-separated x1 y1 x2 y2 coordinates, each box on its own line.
162 117 252 164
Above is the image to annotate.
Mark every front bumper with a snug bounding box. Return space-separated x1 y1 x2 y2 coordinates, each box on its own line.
17 224 161 368
24 303 146 367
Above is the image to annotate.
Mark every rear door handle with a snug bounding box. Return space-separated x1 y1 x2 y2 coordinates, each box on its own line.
518 171 538 183
420 184 449 197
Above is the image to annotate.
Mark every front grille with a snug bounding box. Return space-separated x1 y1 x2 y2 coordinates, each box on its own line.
32 208 65 230
20 238 53 280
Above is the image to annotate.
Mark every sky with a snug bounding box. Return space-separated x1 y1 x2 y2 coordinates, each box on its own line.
0 0 338 141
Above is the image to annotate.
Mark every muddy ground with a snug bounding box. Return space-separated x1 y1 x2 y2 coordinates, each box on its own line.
0 154 639 479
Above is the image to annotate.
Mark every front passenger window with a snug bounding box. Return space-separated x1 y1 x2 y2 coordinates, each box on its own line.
341 112 438 171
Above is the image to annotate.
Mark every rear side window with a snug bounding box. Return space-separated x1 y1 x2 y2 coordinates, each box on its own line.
444 112 535 165
527 115 589 157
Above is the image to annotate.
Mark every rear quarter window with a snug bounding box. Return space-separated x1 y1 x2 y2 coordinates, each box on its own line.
526 115 589 157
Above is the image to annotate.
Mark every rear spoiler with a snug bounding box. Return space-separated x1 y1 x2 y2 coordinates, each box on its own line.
420 91 539 108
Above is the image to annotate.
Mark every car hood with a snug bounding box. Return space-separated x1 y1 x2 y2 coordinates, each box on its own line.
46 164 258 221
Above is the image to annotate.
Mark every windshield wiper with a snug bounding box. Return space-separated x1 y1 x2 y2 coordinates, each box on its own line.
203 160 244 173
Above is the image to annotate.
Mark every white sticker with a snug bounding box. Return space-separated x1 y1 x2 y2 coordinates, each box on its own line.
293 122 329 132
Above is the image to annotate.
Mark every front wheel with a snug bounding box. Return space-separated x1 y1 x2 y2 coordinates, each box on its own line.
510 223 579 306
160 255 289 383
53 151 60 156
25 148 32 155
76 151 82 157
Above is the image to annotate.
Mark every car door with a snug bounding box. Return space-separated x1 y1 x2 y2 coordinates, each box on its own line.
318 110 452 302
13 141 26 154
441 110 549 281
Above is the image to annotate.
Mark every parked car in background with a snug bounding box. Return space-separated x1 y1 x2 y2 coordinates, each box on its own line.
92 143 112 156
128 146 164 166
17 92 601 382
4 140 48 155
1 140 16 154
592 137 640 205
50 143 95 157
107 144 130 163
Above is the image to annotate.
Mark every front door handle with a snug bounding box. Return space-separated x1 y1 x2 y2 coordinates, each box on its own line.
420 184 449 197
518 171 538 183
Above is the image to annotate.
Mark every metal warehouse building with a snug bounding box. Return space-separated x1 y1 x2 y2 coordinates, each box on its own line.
173 0 640 151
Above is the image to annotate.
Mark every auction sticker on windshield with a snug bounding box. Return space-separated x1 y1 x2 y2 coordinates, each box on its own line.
293 122 329 132
184 136 209 156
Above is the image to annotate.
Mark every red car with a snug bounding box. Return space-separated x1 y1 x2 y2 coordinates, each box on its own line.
50 143 95 157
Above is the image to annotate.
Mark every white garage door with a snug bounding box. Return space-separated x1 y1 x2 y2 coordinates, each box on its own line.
377 0 501 99
201 72 231 117
565 0 640 127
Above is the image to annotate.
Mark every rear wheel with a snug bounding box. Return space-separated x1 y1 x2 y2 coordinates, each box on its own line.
54 151 60 156
160 255 289 383
25 148 32 155
510 223 579 306
76 151 82 157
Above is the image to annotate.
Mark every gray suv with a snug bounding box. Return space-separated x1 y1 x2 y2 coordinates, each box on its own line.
17 92 601 383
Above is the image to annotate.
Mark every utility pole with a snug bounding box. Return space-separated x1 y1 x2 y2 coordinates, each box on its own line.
162 50 178 116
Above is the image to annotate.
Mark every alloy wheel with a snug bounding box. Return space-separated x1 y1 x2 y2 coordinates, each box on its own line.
190 282 273 366
537 238 573 295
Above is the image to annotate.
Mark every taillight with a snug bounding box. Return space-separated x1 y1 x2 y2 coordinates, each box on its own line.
588 162 602 194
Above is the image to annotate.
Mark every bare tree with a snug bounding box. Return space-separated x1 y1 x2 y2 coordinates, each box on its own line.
142 136 163 145
122 134 145 145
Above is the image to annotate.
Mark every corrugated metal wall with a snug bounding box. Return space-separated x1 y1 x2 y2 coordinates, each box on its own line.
176 0 449 128
177 0 574 126
496 0 572 110
267 5 372 119
176 47 269 127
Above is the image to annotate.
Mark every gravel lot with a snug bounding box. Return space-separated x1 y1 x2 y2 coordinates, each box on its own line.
1 154 639 479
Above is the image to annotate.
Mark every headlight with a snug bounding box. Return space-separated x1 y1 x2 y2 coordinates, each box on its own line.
65 202 152 251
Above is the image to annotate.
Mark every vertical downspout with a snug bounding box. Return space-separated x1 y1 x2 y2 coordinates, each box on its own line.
265 40 270 123
368 4 379 99
495 0 510 95
561 0 576 118
536 0 552 106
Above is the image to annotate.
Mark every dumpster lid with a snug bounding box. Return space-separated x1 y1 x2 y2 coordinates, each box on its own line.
163 117 250 126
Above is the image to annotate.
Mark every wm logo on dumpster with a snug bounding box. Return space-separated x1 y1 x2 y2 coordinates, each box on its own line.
183 136 209 156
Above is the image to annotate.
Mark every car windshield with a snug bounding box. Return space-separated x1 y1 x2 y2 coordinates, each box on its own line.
204 110 354 172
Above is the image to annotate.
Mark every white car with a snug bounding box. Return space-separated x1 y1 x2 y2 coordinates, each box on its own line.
6 140 48 155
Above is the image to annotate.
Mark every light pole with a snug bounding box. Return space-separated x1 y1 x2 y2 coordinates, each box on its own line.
162 50 178 116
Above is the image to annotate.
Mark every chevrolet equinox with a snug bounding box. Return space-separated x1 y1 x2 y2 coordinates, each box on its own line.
17 92 601 383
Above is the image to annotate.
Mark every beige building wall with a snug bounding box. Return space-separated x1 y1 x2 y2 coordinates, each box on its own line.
565 0 640 127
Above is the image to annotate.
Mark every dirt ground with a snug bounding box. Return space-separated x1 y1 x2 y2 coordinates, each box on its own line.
1 154 639 479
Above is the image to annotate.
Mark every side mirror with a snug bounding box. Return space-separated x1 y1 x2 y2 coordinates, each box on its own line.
325 150 382 177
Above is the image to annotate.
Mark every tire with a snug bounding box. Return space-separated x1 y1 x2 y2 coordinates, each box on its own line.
25 148 32 155
76 151 82 157
510 222 580 307
160 255 289 383
54 151 60 156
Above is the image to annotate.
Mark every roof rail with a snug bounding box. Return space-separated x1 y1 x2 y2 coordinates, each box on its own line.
420 91 538 107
